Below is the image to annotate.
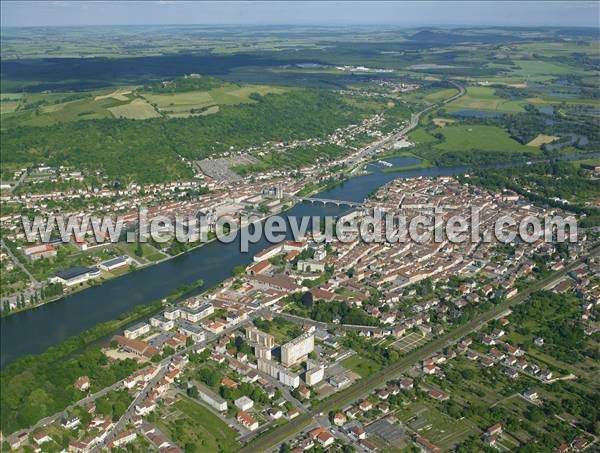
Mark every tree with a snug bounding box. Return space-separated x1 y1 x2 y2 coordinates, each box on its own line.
187 385 199 399
232 265 246 276
301 291 314 308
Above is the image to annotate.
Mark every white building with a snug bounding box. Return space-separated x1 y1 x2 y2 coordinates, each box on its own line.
234 396 254 411
197 383 227 412
281 333 314 367
149 315 175 331
124 322 150 339
305 364 325 386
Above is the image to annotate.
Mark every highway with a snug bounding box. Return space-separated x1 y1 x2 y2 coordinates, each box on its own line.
241 247 597 452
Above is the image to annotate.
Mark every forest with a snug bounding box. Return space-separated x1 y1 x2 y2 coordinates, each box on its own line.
1 89 371 182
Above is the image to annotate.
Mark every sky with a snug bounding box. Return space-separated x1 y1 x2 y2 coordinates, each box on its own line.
1 1 599 28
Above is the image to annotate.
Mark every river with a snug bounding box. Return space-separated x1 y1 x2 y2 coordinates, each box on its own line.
1 153 597 368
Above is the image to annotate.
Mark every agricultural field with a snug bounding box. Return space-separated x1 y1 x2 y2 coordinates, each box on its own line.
526 134 559 147
141 83 287 117
433 125 531 153
445 86 526 113
108 98 160 119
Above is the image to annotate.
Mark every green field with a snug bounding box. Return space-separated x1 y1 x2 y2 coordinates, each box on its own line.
411 124 533 154
159 396 240 452
142 83 287 117
446 86 526 113
341 354 383 378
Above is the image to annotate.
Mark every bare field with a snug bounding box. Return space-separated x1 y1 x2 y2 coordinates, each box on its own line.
94 89 132 101
432 117 457 127
527 133 559 147
108 98 160 119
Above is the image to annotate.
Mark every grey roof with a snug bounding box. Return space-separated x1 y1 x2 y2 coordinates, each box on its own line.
55 266 98 280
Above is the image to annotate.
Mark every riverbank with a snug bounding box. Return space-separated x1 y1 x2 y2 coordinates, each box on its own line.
3 150 599 368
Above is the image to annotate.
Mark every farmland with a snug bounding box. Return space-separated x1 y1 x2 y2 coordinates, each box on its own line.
142 83 287 117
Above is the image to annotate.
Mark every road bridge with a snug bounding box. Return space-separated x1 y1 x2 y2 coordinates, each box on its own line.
299 197 364 208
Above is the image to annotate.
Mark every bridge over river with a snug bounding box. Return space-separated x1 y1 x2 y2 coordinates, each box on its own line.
298 197 364 208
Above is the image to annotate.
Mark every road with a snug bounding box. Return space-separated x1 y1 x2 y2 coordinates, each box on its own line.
99 363 168 451
346 80 465 173
1 239 39 287
241 247 597 452
22 376 126 436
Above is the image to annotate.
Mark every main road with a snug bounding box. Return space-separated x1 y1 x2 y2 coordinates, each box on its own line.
241 247 597 452
346 80 465 172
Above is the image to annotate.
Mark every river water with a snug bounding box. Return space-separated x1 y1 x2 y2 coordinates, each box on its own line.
1 153 597 368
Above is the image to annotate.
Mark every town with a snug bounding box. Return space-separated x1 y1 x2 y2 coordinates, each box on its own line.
3 173 598 452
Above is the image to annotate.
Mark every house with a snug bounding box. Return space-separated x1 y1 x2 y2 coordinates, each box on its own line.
350 425 366 440
317 430 334 447
237 410 259 431
486 423 502 437
333 412 346 426
107 429 137 449
523 388 538 401
8 432 28 450
222 377 238 389
297 385 311 399
309 428 334 447
400 378 414 390
423 364 437 375
359 400 373 411
269 408 284 419
428 389 449 401
204 320 226 334
346 407 361 419
288 408 300 419
74 376 90 391
32 431 52 446
61 415 80 429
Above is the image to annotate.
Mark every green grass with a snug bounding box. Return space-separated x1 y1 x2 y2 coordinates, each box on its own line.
117 242 164 263
446 86 526 113
434 125 531 153
162 396 240 453
340 354 382 378
398 402 476 450
142 83 287 117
